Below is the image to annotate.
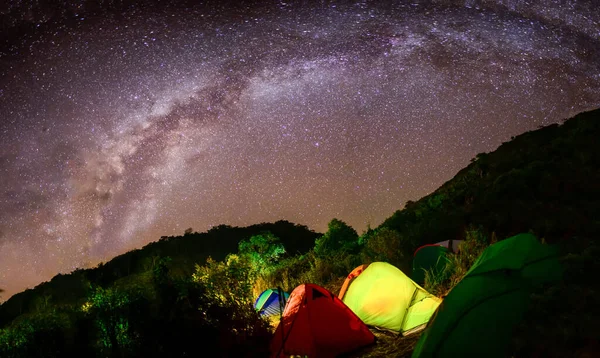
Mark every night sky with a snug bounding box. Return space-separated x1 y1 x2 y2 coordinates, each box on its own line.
1 0 599 299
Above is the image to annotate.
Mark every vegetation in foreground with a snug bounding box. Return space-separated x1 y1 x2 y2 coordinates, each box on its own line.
1 108 599 357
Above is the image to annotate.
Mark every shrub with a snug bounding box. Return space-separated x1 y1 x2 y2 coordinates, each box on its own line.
360 227 410 272
314 219 360 257
511 240 600 357
192 255 255 312
238 233 286 274
424 226 494 296
0 310 75 358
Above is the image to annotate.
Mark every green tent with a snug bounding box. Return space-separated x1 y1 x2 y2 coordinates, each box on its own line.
411 244 450 285
412 233 562 358
340 262 442 335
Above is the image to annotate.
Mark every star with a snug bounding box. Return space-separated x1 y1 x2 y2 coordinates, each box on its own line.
0 0 598 299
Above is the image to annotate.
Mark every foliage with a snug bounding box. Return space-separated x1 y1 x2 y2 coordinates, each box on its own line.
151 256 172 285
252 248 362 296
511 240 600 357
0 257 273 357
238 232 286 274
0 310 74 358
424 226 494 297
251 253 314 295
82 286 144 355
192 255 256 318
360 227 410 272
1 109 600 356
379 109 600 251
314 219 360 257
247 219 362 298
0 220 320 328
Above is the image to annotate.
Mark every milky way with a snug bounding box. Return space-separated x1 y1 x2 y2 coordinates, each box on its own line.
1 0 599 299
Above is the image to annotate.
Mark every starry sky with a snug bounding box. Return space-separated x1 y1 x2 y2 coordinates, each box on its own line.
1 0 599 299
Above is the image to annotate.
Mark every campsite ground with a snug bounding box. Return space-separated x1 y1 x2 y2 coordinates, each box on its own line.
344 329 421 358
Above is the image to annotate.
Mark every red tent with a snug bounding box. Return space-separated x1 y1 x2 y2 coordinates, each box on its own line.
270 283 375 358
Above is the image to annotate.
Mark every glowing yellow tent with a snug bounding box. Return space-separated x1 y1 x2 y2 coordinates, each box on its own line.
339 262 442 335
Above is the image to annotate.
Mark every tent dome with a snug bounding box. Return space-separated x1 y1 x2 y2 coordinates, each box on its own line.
254 288 289 317
270 283 375 358
340 262 442 335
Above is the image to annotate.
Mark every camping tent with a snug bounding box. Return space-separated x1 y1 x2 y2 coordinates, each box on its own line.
434 239 463 253
412 233 562 358
339 262 442 335
270 283 375 358
254 288 289 317
411 245 450 286
338 264 368 300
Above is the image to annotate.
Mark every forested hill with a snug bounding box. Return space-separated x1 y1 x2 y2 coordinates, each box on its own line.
0 220 320 327
1 108 599 357
378 108 600 252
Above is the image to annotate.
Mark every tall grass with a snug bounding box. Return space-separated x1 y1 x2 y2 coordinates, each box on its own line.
251 250 362 297
424 227 495 296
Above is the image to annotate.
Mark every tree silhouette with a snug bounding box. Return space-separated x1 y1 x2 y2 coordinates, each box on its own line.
314 218 359 257
361 227 408 271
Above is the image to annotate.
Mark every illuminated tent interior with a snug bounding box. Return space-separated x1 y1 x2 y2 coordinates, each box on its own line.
254 288 290 318
270 283 375 358
339 262 442 335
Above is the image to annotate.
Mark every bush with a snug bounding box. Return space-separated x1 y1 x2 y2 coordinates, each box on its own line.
314 219 360 257
424 226 494 296
238 233 286 274
360 227 410 272
253 254 313 295
192 255 256 315
0 310 76 358
511 240 600 357
253 248 362 297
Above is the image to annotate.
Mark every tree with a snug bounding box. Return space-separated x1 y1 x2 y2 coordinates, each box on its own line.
314 219 359 257
192 255 255 311
238 232 286 273
361 227 408 271
152 256 172 285
83 286 140 356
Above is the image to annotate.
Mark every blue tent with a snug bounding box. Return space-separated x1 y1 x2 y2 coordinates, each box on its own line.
254 288 289 317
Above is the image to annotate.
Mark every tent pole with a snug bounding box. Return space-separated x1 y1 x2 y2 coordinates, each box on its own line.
399 287 419 335
278 287 285 355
